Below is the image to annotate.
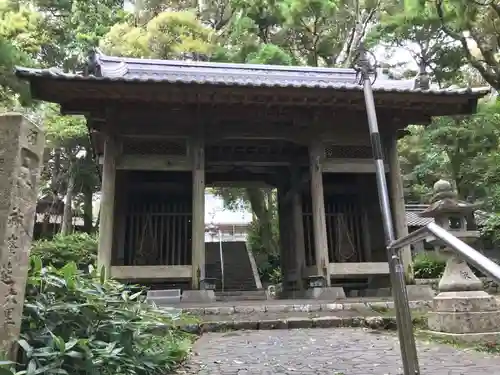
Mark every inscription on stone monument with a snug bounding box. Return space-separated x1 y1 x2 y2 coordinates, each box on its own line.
0 113 44 359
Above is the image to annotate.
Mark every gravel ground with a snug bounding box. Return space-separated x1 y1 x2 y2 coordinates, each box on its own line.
179 328 500 375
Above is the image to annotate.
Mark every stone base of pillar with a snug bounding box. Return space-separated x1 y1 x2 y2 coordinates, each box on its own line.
304 287 346 300
427 291 500 340
181 290 216 303
439 255 483 292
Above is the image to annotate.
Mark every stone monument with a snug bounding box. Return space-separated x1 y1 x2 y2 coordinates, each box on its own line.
420 179 500 342
0 113 44 359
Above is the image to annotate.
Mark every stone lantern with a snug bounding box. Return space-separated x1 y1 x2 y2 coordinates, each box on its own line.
419 179 500 341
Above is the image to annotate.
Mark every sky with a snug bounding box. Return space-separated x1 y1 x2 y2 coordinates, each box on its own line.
205 193 252 225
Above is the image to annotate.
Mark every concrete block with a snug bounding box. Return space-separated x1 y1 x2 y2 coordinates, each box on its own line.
304 287 346 300
428 310 500 334
182 289 216 303
405 284 435 301
433 291 498 312
147 289 181 305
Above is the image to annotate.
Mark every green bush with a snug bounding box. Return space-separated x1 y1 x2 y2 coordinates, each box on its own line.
30 233 97 270
0 259 195 375
268 267 282 285
413 252 446 279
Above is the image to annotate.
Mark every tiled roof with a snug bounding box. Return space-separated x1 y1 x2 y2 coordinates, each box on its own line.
14 53 491 96
405 204 490 227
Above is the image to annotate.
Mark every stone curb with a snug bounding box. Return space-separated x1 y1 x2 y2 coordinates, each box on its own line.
180 300 431 316
179 315 427 334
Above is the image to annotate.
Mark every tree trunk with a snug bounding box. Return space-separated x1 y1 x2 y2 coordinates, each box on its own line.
95 206 100 231
246 187 278 255
82 183 94 233
61 166 75 236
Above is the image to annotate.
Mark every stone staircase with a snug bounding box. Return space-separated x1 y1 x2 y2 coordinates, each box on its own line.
205 241 261 292
147 241 265 305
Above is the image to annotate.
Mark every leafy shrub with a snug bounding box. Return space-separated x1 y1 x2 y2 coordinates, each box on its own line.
413 252 446 279
268 267 282 285
0 258 195 375
414 251 500 279
257 252 281 283
30 233 97 269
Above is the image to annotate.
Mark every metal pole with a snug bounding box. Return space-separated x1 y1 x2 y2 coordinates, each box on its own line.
218 229 225 292
355 46 420 375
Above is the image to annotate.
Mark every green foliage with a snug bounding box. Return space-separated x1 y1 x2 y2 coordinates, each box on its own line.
247 217 281 283
246 216 279 256
0 259 194 375
100 10 214 59
368 0 465 87
268 266 282 285
246 43 293 65
44 106 88 149
481 214 500 245
30 233 97 270
0 0 41 107
413 252 446 279
401 0 500 90
399 99 500 206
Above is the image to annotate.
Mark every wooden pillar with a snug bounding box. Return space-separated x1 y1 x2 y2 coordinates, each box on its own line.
98 136 118 278
388 135 414 283
292 189 306 290
191 137 205 289
309 141 330 285
277 189 289 290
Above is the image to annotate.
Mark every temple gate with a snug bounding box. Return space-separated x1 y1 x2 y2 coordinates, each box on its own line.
15 52 488 294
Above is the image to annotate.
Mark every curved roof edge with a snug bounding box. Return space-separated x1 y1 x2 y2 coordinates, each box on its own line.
14 52 492 97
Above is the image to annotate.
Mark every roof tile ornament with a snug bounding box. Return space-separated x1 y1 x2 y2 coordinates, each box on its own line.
352 42 378 85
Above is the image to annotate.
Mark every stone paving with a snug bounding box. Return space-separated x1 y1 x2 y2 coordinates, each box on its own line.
180 328 500 375
176 299 431 316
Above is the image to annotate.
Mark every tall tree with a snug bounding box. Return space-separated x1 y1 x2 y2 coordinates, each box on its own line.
398 98 500 206
404 0 500 90
42 106 95 234
367 2 465 87
0 0 43 107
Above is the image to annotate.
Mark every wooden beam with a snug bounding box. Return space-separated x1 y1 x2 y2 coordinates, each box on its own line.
63 101 432 130
309 141 330 285
116 154 192 171
282 171 310 204
191 137 205 289
323 158 390 173
45 81 479 116
387 135 413 283
207 181 272 188
111 265 192 280
98 135 118 277
291 168 306 290
328 262 390 277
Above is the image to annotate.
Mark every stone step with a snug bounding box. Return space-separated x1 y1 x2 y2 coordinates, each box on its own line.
205 241 259 292
168 300 430 334
172 309 427 334
197 314 403 333
180 299 431 316
147 289 181 305
215 290 268 301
